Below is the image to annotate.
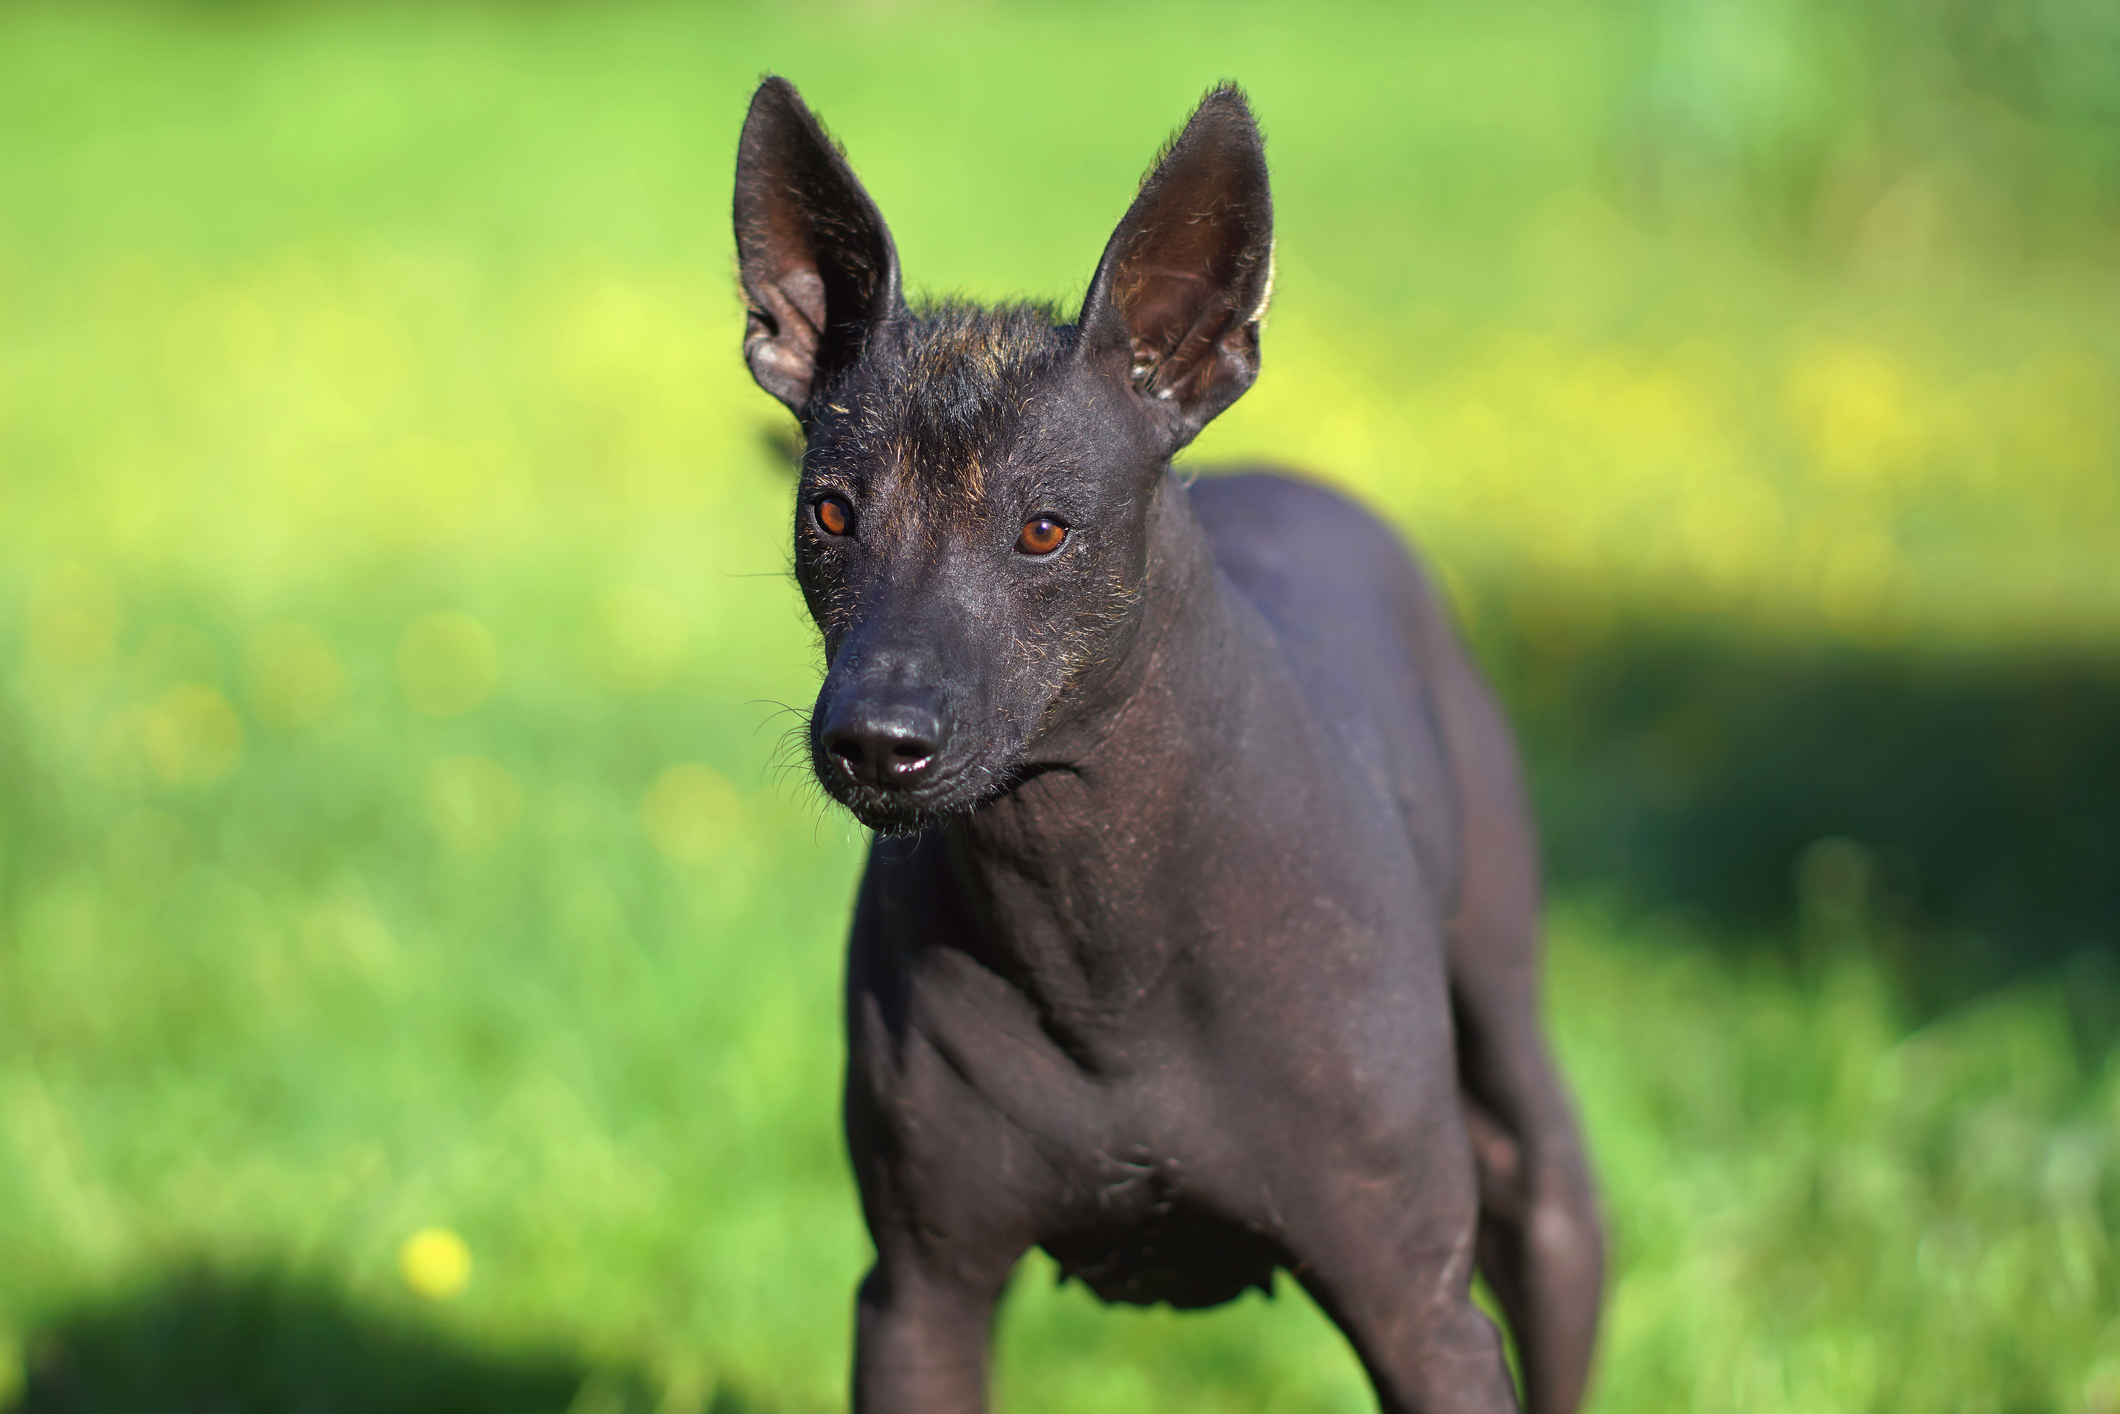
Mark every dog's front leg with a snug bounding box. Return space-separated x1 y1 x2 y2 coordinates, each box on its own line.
1270 1082 1522 1414
852 1242 1017 1414
1289 1176 1521 1414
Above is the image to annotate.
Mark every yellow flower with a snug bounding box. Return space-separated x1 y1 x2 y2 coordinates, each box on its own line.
398 1226 473 1299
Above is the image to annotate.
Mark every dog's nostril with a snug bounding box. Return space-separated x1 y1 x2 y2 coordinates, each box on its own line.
823 721 943 788
820 696 948 790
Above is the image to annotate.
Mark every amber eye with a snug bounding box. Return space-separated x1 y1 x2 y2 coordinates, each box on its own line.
814 496 852 537
1016 517 1068 556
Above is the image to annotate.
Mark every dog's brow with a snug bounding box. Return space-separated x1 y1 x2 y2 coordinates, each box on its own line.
834 300 1072 508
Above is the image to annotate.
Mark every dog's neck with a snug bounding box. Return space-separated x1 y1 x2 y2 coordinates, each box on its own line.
935 475 1264 1036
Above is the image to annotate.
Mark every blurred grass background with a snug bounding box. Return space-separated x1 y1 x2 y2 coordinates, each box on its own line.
1 0 2117 1409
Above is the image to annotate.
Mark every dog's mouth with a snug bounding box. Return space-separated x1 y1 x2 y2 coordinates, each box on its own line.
805 674 1050 836
812 752 1010 837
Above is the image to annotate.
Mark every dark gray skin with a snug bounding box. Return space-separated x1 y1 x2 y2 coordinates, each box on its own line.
733 77 1604 1414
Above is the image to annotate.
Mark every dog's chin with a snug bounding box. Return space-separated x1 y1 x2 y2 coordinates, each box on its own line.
820 766 999 838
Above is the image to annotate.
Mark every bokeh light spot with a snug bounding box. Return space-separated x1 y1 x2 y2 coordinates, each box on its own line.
396 613 500 718
1785 345 1931 485
129 623 222 698
105 809 198 893
27 565 122 672
640 763 739 865
425 754 523 853
141 684 244 787
247 621 347 729
365 436 506 551
299 895 400 979
1679 476 1785 585
586 586 689 693
296 894 398 983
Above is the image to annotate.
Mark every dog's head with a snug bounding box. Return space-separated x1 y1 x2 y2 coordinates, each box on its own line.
733 78 1272 834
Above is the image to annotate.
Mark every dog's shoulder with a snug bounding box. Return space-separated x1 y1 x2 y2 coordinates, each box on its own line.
1186 467 1436 627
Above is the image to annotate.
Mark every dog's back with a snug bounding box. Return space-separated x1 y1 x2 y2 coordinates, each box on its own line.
1191 470 1467 901
1197 467 1605 1413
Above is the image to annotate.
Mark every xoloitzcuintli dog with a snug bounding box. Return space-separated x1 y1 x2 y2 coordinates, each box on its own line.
733 77 1604 1414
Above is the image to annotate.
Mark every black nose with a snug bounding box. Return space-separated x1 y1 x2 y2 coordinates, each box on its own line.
820 694 948 789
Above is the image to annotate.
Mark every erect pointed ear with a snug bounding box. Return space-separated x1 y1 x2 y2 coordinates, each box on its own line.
733 77 905 417
1079 85 1274 451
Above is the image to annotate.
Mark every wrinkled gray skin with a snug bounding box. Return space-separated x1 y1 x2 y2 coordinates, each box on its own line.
733 76 1604 1414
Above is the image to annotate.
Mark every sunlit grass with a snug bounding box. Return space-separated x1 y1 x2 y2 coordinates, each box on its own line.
2 0 2117 1409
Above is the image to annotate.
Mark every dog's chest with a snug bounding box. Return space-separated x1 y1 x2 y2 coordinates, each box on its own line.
1041 1150 1282 1310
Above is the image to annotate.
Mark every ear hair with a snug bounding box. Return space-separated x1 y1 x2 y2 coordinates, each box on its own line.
1079 85 1275 451
733 77 905 417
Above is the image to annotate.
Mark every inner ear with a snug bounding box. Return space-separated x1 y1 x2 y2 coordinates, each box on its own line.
1079 85 1274 450
733 77 905 417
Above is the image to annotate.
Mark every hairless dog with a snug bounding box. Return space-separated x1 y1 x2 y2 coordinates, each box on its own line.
733 77 1604 1414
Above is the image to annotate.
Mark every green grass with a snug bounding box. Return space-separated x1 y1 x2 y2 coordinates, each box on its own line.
1 1 2117 1409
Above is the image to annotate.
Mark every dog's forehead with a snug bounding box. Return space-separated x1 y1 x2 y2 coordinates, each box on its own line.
812 302 1077 499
